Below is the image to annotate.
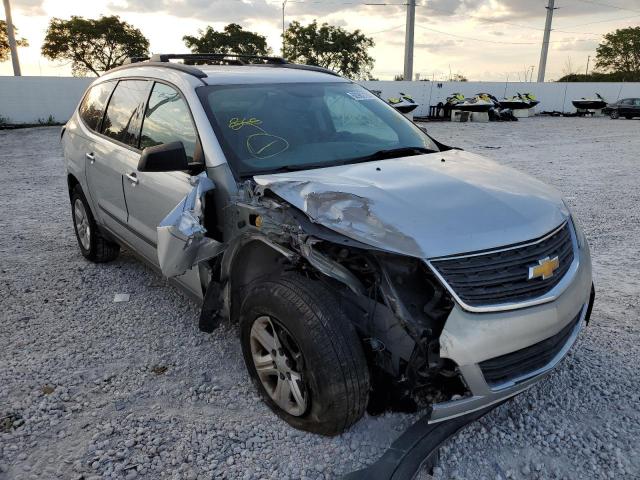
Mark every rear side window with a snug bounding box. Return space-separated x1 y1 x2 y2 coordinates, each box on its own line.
79 81 115 131
140 83 198 162
102 80 149 148
634 99 640 106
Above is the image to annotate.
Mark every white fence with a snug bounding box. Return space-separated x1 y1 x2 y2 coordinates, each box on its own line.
0 76 92 124
1 76 639 125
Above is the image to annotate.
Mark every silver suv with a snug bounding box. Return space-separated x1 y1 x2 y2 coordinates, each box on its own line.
62 54 594 435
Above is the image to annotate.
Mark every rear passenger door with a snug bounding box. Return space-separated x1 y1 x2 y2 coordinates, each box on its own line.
85 79 151 241
122 81 200 265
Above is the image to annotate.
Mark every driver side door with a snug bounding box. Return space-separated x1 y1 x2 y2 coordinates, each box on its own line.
122 81 201 266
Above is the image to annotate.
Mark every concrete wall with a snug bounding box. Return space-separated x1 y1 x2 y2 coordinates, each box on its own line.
360 80 640 116
0 76 92 124
1 76 639 124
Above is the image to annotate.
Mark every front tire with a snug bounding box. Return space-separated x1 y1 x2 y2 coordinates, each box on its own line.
70 185 120 263
239 273 370 436
610 110 620 119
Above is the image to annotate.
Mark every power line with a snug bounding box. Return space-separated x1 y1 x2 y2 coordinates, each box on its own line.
571 0 640 14
559 12 640 28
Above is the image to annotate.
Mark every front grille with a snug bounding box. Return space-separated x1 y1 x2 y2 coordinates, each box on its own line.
479 311 581 386
430 222 574 307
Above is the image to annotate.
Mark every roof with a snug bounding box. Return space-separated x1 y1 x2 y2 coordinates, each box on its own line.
101 54 348 86
199 65 350 85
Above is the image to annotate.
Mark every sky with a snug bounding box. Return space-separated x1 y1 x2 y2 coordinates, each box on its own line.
1 0 639 80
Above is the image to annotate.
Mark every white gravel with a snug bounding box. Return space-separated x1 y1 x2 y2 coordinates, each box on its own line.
1 117 639 480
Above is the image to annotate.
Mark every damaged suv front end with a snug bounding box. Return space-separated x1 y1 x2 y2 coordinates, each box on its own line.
65 62 594 435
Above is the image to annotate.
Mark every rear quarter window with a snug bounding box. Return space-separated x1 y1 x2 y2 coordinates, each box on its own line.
102 80 150 148
79 81 116 131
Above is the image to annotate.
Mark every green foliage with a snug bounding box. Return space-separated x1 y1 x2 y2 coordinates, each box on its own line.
183 24 271 57
283 21 375 80
557 71 640 82
41 15 149 76
0 20 29 63
595 27 640 74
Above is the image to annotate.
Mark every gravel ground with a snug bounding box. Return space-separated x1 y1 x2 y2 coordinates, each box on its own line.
1 117 639 480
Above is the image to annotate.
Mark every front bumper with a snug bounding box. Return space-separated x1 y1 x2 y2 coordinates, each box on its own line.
429 240 593 423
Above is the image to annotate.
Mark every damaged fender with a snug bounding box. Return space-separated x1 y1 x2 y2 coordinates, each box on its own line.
157 172 224 278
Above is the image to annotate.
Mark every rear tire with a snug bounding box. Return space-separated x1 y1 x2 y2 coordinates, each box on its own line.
239 273 370 436
624 115 633 120
70 185 120 263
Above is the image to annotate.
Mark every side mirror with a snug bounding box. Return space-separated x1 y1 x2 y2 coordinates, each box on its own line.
138 142 189 172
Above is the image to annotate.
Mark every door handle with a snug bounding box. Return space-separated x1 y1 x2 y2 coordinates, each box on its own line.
85 152 95 164
125 172 139 185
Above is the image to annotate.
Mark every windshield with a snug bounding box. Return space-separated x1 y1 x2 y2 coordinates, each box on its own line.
198 82 438 176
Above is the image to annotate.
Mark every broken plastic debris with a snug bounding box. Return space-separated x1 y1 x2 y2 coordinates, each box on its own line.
157 172 224 278
113 293 130 303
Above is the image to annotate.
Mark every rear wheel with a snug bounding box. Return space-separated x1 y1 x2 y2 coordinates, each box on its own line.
70 185 120 263
624 115 633 120
239 273 370 435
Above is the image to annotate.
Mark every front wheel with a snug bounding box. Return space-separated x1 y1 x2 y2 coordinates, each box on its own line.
610 110 620 119
239 273 370 436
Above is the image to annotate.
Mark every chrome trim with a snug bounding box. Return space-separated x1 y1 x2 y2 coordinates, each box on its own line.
426 221 579 313
429 301 588 423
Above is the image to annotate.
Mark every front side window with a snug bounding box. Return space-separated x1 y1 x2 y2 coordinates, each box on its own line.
79 81 115 131
140 83 198 162
102 80 149 148
198 82 438 176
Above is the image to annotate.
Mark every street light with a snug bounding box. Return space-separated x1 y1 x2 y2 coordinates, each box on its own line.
2 0 22 76
282 0 288 58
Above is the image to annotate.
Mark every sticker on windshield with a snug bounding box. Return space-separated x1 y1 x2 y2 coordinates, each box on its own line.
346 90 377 101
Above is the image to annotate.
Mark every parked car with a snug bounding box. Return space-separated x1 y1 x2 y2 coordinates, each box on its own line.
605 98 640 119
61 54 595 436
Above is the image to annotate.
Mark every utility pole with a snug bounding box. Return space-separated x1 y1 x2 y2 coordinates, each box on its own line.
536 0 556 83
403 0 416 81
282 0 287 58
585 55 590 76
2 0 22 76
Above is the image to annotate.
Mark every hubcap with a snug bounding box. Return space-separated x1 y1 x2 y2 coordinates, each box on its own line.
249 316 308 416
73 199 91 251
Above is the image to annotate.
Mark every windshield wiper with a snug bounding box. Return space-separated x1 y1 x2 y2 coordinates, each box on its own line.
346 146 437 164
246 147 437 176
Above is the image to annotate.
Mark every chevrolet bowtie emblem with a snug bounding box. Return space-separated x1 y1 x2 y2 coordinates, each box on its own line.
528 256 560 280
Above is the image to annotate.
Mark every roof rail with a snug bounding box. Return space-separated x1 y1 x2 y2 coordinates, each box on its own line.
150 53 287 65
108 53 340 79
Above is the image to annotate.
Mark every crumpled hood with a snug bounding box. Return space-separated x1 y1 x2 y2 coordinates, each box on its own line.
254 149 569 258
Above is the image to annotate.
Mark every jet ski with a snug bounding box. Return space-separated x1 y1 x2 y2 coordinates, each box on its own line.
572 93 607 110
448 93 493 112
521 93 540 108
388 93 418 114
500 93 538 110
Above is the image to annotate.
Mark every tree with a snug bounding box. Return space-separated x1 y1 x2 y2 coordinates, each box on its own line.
283 21 374 80
1 20 28 62
183 24 271 57
595 27 640 75
41 16 149 76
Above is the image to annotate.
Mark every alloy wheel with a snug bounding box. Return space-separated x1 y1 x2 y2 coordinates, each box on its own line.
73 199 91 251
249 315 308 416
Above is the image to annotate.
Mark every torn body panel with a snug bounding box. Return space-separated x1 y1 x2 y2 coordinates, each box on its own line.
157 172 224 278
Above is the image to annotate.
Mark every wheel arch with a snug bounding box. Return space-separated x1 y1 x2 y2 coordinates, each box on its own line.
221 235 296 322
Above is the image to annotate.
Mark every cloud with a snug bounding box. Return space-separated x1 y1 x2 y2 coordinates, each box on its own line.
11 0 46 15
110 0 279 23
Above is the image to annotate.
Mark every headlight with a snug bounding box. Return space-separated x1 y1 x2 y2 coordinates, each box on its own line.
563 199 585 249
